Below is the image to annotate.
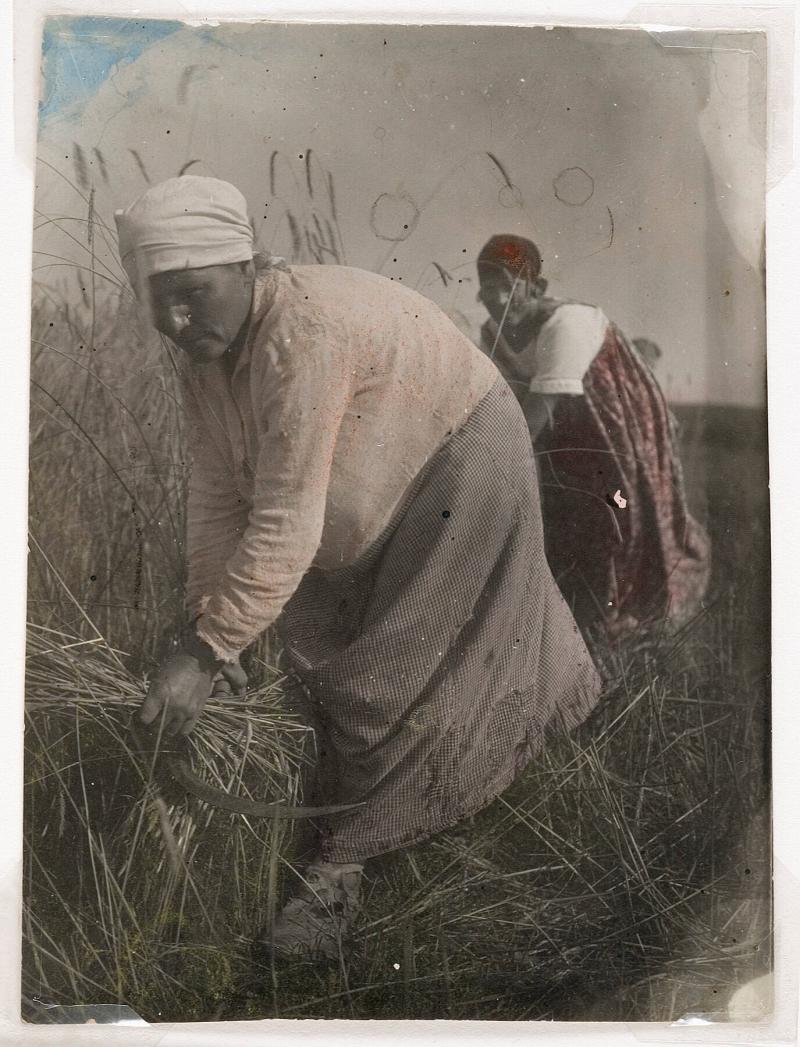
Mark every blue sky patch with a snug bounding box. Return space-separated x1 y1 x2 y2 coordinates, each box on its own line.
40 16 183 124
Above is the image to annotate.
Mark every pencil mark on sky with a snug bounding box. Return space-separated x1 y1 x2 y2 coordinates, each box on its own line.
553 166 595 206
486 152 524 209
586 206 616 258
178 65 198 105
128 149 151 185
92 147 109 184
369 193 420 242
485 152 513 188
177 65 220 105
432 263 452 287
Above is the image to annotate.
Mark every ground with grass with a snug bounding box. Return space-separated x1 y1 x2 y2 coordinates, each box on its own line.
23 176 770 1023
23 389 771 1024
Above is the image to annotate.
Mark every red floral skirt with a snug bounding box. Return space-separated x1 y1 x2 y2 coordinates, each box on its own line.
534 327 710 636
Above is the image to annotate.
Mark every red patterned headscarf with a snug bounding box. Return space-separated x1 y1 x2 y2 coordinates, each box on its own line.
477 235 540 286
477 234 542 283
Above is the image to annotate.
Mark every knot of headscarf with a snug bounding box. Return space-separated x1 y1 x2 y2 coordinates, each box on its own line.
114 176 254 296
477 234 542 283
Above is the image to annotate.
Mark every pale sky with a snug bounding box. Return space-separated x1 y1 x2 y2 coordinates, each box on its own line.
34 20 767 402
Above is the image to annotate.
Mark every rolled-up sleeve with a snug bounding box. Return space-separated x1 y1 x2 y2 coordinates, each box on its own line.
195 311 352 661
183 379 249 621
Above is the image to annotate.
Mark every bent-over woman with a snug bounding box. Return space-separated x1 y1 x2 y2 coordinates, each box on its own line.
115 180 602 962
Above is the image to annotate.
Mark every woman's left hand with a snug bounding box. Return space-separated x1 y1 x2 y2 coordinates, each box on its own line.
139 650 217 736
218 656 248 695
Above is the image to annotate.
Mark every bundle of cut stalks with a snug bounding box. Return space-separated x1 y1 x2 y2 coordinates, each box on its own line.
25 621 312 809
23 621 313 1020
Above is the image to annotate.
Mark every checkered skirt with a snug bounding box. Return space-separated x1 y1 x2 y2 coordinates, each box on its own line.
279 378 602 862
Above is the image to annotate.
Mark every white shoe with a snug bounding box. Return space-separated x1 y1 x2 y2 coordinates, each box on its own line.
262 861 363 961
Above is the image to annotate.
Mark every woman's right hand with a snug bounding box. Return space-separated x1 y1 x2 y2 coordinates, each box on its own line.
139 650 217 736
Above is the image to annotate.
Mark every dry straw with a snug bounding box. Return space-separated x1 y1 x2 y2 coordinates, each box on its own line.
24 151 770 1023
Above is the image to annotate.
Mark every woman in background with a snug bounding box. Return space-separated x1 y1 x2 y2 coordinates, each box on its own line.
477 234 710 640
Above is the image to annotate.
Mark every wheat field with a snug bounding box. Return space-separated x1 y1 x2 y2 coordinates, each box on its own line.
23 157 771 1024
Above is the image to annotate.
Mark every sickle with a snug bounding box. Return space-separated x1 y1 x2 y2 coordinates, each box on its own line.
128 718 361 821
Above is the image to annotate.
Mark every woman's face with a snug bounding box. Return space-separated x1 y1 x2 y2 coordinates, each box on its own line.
148 261 255 365
478 267 533 329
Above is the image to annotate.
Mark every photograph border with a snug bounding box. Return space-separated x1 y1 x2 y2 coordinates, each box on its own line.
3 1 798 1043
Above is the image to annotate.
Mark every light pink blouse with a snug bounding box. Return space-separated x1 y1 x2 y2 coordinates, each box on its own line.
183 264 499 661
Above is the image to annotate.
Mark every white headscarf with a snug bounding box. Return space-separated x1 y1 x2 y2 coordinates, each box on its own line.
114 176 254 297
